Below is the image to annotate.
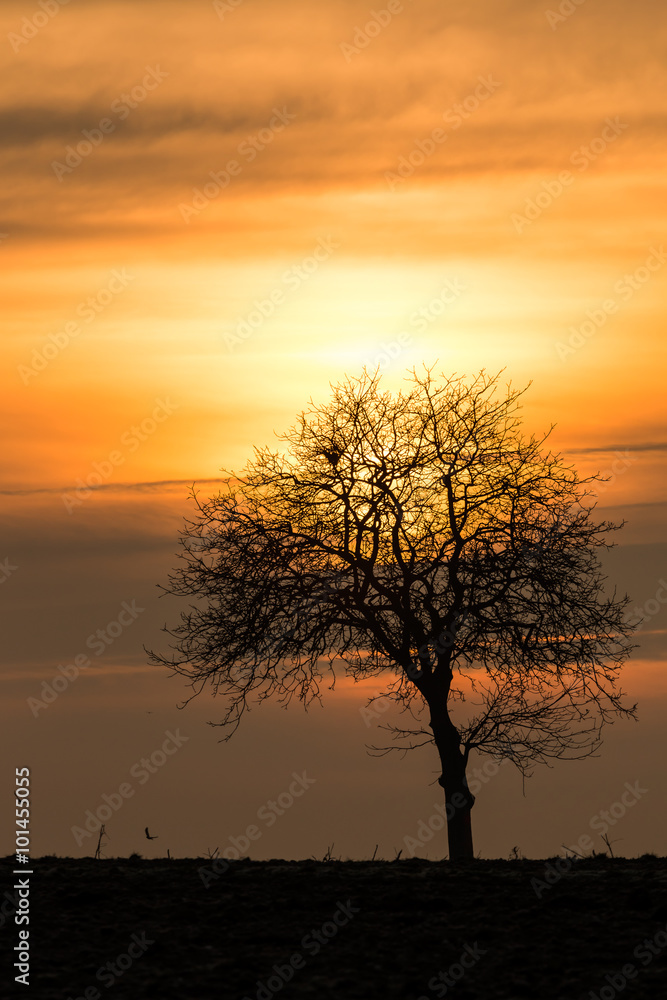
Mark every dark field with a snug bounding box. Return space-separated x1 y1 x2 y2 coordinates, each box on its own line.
3 856 667 999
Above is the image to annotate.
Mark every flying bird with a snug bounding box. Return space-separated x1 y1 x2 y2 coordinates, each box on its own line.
145 827 158 840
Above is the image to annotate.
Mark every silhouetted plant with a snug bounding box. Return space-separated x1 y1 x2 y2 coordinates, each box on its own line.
150 367 637 860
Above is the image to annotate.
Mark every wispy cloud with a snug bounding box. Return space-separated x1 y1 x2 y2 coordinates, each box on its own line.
0 478 227 497
564 442 667 455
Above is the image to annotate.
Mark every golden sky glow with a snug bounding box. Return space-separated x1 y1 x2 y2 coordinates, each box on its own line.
3 0 667 489
2 0 666 858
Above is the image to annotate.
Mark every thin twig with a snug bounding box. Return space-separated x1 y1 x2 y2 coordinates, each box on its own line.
601 833 616 858
94 824 107 860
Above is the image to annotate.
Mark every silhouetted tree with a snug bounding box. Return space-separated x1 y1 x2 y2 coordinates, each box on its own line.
150 368 636 860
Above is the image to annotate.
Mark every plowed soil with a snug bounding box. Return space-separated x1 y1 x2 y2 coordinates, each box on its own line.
3 856 667 999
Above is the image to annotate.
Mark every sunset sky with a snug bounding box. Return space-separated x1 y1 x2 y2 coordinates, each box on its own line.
2 0 666 860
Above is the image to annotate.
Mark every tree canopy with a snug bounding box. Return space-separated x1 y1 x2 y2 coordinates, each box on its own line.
150 368 636 858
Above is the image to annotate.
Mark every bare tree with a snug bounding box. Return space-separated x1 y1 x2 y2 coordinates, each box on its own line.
149 368 637 860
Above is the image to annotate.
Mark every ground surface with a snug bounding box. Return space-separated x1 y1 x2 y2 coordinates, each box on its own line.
2 856 666 999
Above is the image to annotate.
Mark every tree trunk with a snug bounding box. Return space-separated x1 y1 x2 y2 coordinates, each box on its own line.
437 755 475 860
429 705 475 860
